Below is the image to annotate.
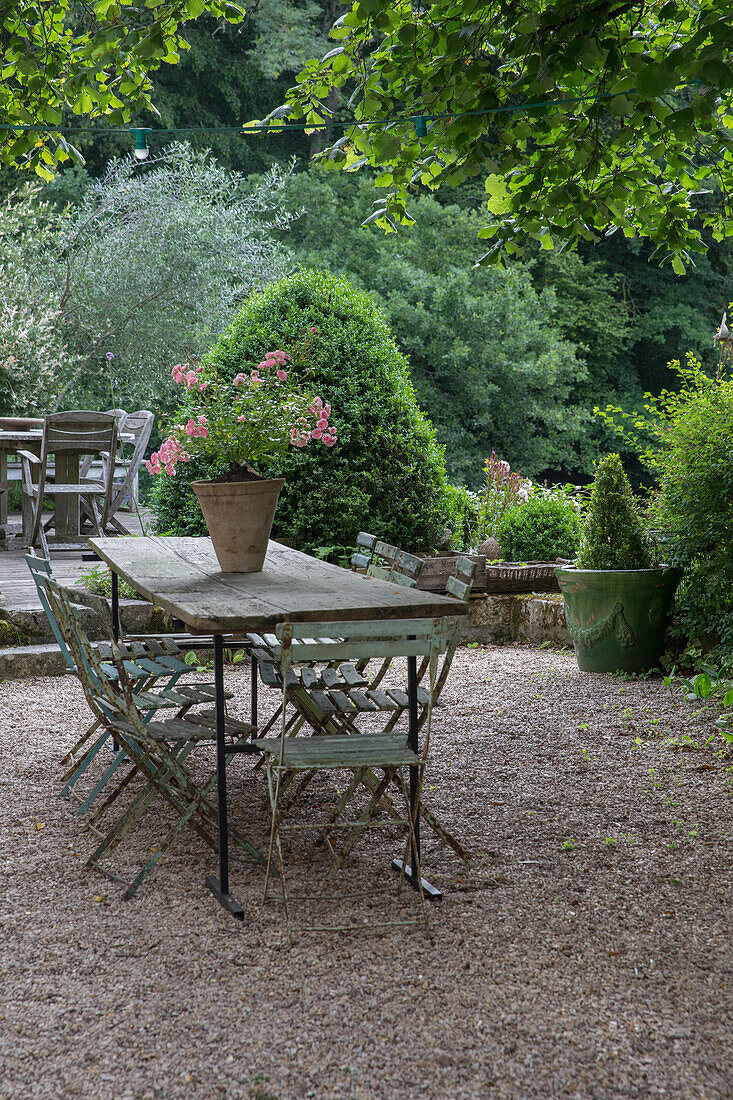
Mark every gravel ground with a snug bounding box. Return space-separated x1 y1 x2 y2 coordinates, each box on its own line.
0 645 731 1100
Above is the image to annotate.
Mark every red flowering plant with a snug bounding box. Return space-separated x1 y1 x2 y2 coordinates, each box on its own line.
146 330 337 478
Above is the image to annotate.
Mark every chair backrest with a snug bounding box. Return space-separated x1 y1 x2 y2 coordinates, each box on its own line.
42 411 117 457
109 409 153 511
25 552 76 672
351 532 425 588
80 409 127 477
276 616 452 666
446 555 477 601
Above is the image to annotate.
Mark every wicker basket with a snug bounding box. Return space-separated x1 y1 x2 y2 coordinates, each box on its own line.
484 560 563 594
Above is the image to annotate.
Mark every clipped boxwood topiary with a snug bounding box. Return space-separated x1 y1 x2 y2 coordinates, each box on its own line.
496 494 581 562
576 453 653 569
557 454 681 673
151 269 452 552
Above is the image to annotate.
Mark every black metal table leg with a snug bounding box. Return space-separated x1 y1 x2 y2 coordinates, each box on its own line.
391 653 442 900
251 653 258 727
111 569 119 642
206 634 244 920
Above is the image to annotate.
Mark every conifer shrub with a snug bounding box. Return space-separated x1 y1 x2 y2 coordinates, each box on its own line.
576 453 654 570
151 269 453 552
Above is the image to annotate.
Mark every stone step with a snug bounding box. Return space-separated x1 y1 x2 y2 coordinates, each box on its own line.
0 595 173 646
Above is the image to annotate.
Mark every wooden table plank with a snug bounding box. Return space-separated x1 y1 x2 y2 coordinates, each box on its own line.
89 536 466 634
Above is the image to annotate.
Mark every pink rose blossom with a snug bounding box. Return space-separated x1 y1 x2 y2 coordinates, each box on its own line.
309 326 318 333
233 373 247 386
317 417 329 430
321 433 336 447
276 369 288 381
311 427 323 440
185 419 195 436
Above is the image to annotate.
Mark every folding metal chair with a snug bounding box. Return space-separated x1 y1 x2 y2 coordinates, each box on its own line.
37 577 263 897
254 615 452 941
250 556 477 863
26 552 234 815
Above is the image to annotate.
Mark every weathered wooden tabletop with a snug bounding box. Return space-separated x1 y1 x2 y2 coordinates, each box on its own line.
88 536 467 635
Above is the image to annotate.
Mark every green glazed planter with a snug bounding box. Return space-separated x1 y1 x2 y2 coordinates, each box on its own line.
555 566 683 674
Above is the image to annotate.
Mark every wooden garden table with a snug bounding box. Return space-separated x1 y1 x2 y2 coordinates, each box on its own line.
88 535 467 920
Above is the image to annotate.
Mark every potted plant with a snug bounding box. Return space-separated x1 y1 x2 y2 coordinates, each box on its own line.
555 453 682 673
146 337 337 572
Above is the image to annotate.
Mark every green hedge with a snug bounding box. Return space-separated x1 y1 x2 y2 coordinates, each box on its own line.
497 494 581 562
151 269 454 553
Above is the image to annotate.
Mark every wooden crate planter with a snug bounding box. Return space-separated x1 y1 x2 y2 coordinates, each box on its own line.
416 553 487 594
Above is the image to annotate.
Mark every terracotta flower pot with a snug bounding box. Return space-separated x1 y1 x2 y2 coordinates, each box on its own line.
191 475 285 572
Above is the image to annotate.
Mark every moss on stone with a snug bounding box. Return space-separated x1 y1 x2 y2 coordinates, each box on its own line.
0 616 32 648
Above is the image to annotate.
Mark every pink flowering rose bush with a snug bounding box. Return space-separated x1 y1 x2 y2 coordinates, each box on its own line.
147 335 337 478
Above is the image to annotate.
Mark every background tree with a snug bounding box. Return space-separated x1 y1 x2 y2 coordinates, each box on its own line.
276 0 733 268
282 169 586 483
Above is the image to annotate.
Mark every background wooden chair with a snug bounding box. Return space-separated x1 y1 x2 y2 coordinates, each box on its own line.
20 411 117 554
80 408 154 534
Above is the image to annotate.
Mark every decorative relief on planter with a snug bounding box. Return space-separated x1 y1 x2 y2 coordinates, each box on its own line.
568 601 636 650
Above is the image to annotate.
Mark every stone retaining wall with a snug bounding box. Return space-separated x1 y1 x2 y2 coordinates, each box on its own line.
0 592 572 680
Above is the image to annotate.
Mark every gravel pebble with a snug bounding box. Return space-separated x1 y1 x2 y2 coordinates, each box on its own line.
0 645 731 1100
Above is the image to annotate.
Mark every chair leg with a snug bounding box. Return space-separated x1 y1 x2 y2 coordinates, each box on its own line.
60 730 115 798
313 767 365 849
397 769 429 934
326 769 393 881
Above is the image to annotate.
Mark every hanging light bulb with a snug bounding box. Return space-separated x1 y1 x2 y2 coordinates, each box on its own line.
131 128 150 160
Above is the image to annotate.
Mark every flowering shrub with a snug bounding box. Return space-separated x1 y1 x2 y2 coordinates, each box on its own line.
473 451 532 545
146 335 336 478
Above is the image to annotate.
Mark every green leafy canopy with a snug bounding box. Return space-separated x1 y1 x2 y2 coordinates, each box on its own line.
0 0 245 176
274 0 733 268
